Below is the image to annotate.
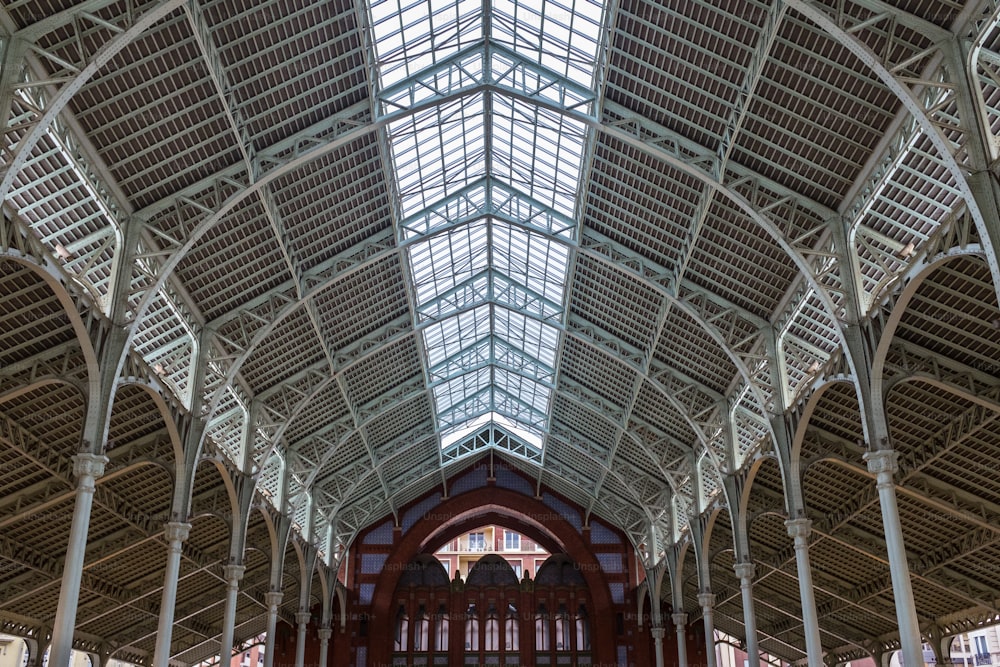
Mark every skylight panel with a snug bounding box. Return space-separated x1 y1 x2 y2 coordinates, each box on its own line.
401 182 491 239
371 0 605 454
389 95 487 217
493 338 555 382
491 274 563 320
409 221 489 305
433 367 492 413
371 0 483 88
493 388 548 427
490 183 576 239
491 97 586 216
429 337 493 381
381 49 486 111
418 272 492 320
495 368 550 412
491 0 604 88
492 220 570 305
439 389 494 428
423 305 491 366
494 307 559 368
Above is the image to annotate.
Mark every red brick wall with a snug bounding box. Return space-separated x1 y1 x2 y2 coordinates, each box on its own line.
312 458 650 666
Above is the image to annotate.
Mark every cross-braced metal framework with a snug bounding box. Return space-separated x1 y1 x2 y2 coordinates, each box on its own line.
3 0 1000 663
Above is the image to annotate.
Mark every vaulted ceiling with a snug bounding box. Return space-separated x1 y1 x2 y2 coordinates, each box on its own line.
4 0 1000 662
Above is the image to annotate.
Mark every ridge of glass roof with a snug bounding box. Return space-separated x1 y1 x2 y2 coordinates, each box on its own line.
369 0 606 454
370 0 604 89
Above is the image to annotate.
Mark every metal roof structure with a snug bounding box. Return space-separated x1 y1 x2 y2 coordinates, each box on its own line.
3 0 1000 662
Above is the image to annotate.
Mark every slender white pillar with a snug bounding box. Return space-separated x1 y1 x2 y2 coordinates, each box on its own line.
317 626 332 667
219 564 246 666
786 518 822 667
294 611 310 667
263 591 283 667
153 521 191 667
651 626 666 667
673 612 689 667
734 562 760 667
865 450 923 667
698 592 717 667
50 453 107 667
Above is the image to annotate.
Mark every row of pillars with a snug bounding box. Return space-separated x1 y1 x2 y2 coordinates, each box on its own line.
42 453 331 667
647 521 814 667
648 449 918 667
36 439 916 667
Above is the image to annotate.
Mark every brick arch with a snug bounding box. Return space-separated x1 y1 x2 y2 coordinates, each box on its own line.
368 487 618 665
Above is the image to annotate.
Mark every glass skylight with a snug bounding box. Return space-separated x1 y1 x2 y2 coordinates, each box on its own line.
370 0 605 454
491 0 604 88
490 98 588 216
370 0 482 88
389 95 488 217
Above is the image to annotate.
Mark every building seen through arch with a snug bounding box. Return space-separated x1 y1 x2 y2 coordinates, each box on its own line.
433 525 550 581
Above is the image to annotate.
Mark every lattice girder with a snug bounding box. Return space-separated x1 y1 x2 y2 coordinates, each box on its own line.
7 0 1000 660
0 0 190 200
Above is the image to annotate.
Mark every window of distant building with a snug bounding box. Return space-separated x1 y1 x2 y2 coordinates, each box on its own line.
413 606 429 652
468 532 486 551
576 605 590 651
504 531 520 550
506 604 520 650
435 605 450 651
395 606 409 652
555 605 571 651
485 605 500 651
535 604 550 651
465 605 480 650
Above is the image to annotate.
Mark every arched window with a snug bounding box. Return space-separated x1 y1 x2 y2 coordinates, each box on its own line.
394 605 409 652
435 605 449 651
576 604 590 650
484 605 500 651
505 603 519 651
414 605 429 652
535 604 550 651
554 604 570 651
465 604 479 651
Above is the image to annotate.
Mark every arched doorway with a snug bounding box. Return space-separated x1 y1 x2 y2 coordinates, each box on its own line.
364 486 622 666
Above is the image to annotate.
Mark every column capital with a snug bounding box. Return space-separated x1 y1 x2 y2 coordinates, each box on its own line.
72 453 109 481
785 517 812 539
698 592 715 609
317 628 333 641
296 611 312 626
163 521 191 543
651 626 666 639
672 612 688 627
863 449 899 477
222 564 245 582
733 561 756 581
265 590 283 609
